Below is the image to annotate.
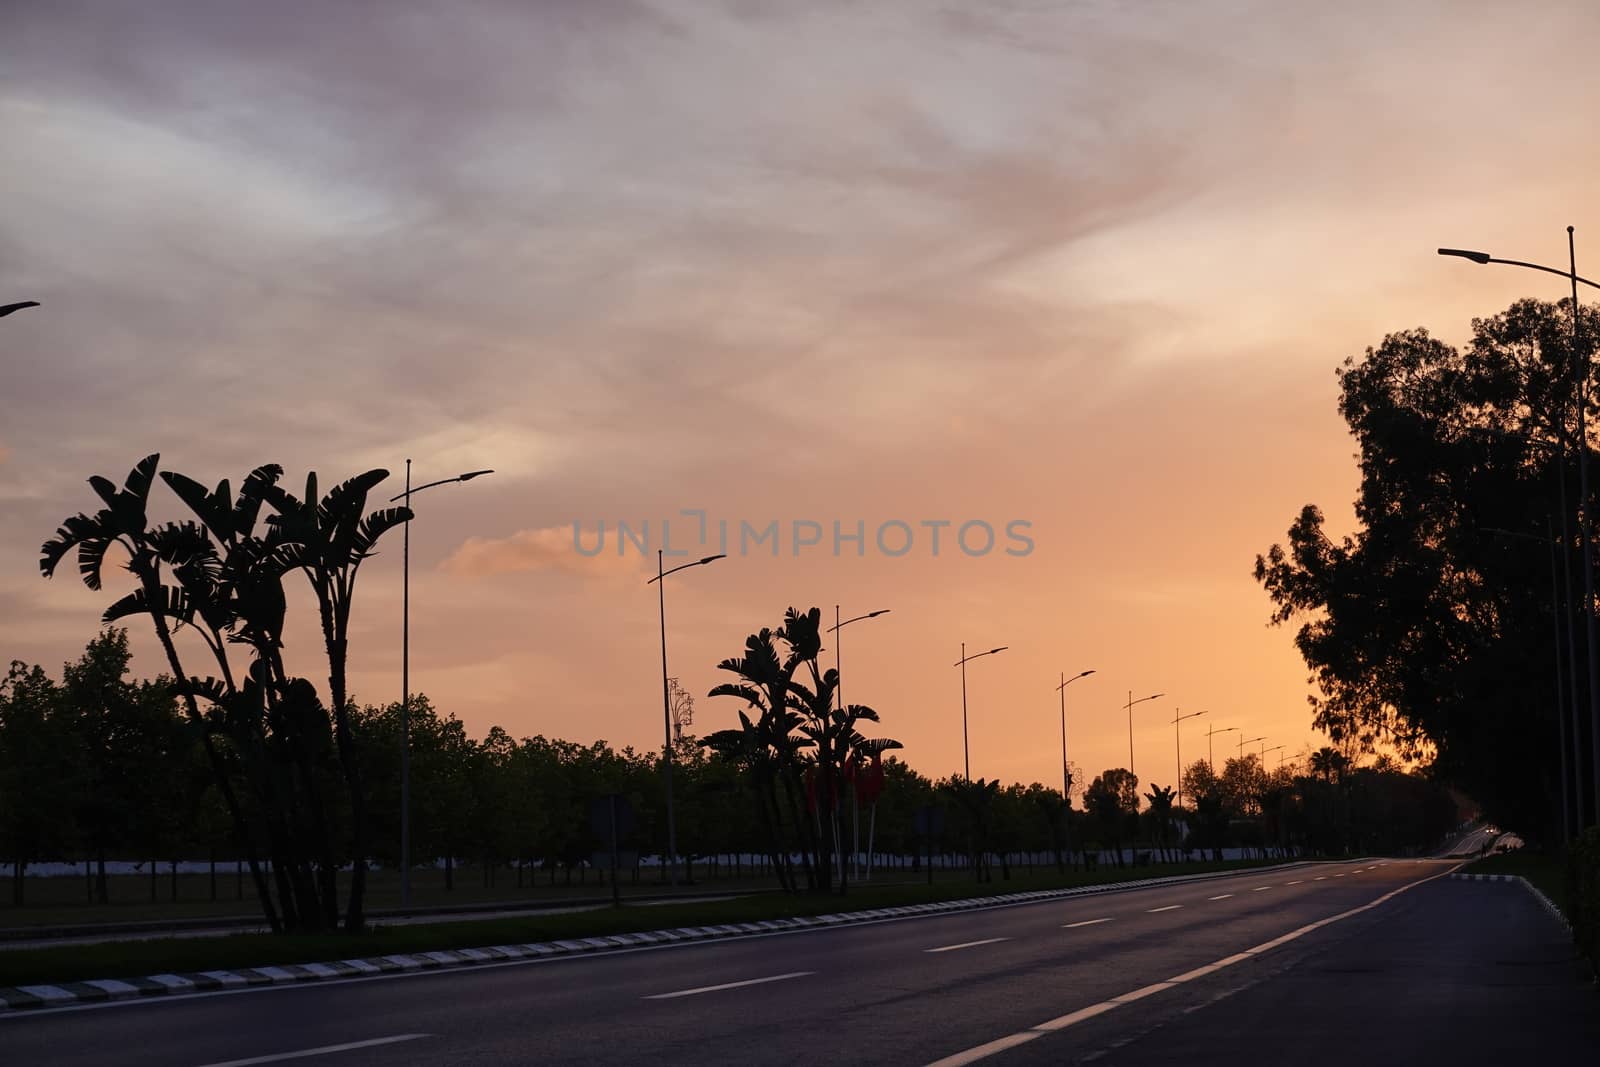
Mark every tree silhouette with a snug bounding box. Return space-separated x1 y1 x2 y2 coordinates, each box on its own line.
1256 298 1600 840
40 456 409 933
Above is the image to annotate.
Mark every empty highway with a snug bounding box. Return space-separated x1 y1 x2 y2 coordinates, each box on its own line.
1 858 1593 1065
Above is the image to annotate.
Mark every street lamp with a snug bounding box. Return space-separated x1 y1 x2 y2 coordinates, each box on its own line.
0 301 40 317
828 607 890 881
1055 670 1094 872
1123 691 1164 800
1206 724 1238 774
1265 745 1285 771
647 550 725 886
1055 671 1095 800
1172 708 1207 811
390 463 495 910
954 643 1008 780
1441 233 1600 824
1239 735 1265 761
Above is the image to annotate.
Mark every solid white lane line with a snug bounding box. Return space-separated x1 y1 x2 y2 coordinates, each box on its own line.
1146 905 1182 913
920 864 1458 1067
925 938 1011 954
1063 918 1113 928
643 971 812 1000
1208 894 1234 900
197 1035 430 1067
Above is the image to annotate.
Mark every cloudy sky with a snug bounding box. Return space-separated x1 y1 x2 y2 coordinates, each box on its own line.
4 0 1599 791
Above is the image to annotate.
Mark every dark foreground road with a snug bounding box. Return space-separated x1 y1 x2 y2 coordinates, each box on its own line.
0 859 1592 1066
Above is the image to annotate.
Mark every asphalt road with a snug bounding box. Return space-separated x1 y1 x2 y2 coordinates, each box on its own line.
0 858 1592 1066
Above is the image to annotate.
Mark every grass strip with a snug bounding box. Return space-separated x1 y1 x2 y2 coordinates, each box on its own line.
1463 849 1571 919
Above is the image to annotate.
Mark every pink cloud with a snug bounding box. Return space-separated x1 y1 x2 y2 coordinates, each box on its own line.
440 525 643 582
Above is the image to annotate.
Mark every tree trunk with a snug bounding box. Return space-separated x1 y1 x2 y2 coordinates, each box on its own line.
139 576 280 933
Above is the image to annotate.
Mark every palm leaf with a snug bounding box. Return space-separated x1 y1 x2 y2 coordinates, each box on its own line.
122 453 160 503
708 683 766 707
161 472 232 539
87 475 120 510
349 506 411 559
77 511 119 590
40 512 100 578
101 584 195 627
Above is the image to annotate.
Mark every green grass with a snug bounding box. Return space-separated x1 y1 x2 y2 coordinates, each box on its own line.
0 857 1287 988
1464 849 1571 917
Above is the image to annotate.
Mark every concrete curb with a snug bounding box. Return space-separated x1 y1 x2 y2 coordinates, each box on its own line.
0 859 1317 1013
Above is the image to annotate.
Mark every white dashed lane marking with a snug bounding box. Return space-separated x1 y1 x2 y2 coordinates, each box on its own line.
925 938 1011 954
643 971 812 1000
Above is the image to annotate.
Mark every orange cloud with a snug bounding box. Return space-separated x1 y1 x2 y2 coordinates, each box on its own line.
440 526 644 582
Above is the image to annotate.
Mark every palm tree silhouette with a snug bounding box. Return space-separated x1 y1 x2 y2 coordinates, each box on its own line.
39 455 282 931
251 469 411 931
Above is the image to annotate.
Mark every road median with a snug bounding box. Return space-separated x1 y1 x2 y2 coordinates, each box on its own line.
0 857 1312 1011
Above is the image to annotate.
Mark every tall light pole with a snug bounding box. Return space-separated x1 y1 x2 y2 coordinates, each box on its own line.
1206 724 1237 774
391 464 494 910
955 643 1008 780
1265 745 1285 771
1124 690 1164 801
648 550 725 886
1239 735 1265 761
1055 670 1094 871
1172 708 1207 811
828 607 890 881
0 301 40 317
1441 234 1600 825
1056 670 1095 800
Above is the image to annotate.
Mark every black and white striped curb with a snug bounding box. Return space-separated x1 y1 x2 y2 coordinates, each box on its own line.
1450 872 1572 934
0 860 1320 1013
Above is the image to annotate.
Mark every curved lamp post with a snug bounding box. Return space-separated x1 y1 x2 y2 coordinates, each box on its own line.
390 464 494 910
1206 724 1238 774
1441 234 1600 826
0 301 39 317
1124 691 1165 802
955 644 1008 780
1172 708 1207 811
647 551 725 886
1055 670 1094 870
828 607 890 882
1055 670 1095 801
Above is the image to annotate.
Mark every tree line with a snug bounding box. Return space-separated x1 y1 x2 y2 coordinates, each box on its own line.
7 453 1466 935
2 629 1460 909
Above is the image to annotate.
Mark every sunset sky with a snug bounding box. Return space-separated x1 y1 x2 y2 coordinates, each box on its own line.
5 0 1600 795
